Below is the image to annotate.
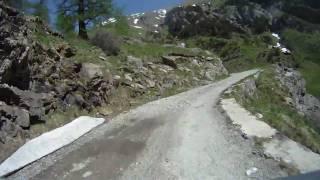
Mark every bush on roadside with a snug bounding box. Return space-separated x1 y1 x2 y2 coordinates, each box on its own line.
90 30 120 56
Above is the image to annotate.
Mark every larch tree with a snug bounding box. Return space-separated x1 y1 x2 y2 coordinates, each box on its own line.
32 0 50 23
57 0 113 39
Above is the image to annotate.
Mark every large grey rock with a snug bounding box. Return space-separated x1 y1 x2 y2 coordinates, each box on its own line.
80 63 103 80
241 78 257 98
127 56 143 70
0 101 30 143
0 84 53 122
162 56 178 69
275 64 320 128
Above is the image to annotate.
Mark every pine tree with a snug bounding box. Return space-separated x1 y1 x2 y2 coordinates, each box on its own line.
5 0 27 11
32 0 50 23
57 0 113 39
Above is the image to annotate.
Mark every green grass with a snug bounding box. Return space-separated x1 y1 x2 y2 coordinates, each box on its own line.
33 31 65 46
230 67 320 153
185 33 275 72
33 27 126 72
282 29 320 97
300 62 320 98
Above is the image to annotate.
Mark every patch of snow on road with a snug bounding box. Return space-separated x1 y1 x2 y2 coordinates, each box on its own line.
0 116 105 177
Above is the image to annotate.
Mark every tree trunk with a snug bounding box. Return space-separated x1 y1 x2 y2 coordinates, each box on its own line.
78 0 88 39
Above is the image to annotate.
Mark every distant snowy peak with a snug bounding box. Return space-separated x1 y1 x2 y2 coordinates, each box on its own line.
153 9 167 18
101 17 117 25
125 8 169 31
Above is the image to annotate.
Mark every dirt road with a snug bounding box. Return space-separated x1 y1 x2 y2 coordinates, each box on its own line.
10 70 287 180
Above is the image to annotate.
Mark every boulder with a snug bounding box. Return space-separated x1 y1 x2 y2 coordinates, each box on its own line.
162 56 178 69
0 101 30 143
80 63 103 80
146 79 156 88
127 56 143 69
0 102 30 128
56 44 76 58
124 74 133 82
0 84 53 122
241 78 257 98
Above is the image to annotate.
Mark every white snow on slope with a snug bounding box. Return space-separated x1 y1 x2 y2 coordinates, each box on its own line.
272 32 291 54
271 33 280 40
133 18 139 25
132 25 143 29
102 17 117 25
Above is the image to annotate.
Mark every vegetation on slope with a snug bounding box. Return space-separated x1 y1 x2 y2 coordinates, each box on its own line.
226 68 320 153
282 29 320 97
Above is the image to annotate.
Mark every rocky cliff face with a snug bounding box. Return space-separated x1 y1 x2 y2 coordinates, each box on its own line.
165 4 246 38
165 0 320 38
0 3 113 144
275 64 320 129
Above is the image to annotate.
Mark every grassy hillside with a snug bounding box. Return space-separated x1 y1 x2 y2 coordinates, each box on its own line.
225 68 320 154
282 29 320 97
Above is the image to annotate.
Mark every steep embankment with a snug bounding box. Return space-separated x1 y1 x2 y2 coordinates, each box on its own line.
0 2 113 161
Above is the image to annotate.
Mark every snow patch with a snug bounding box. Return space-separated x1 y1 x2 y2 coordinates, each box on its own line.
281 47 291 54
133 18 139 25
132 25 143 29
156 9 167 18
101 17 117 25
130 13 143 18
271 33 281 40
271 33 291 54
0 116 105 177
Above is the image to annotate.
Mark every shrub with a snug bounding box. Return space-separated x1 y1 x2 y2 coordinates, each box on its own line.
90 30 120 56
